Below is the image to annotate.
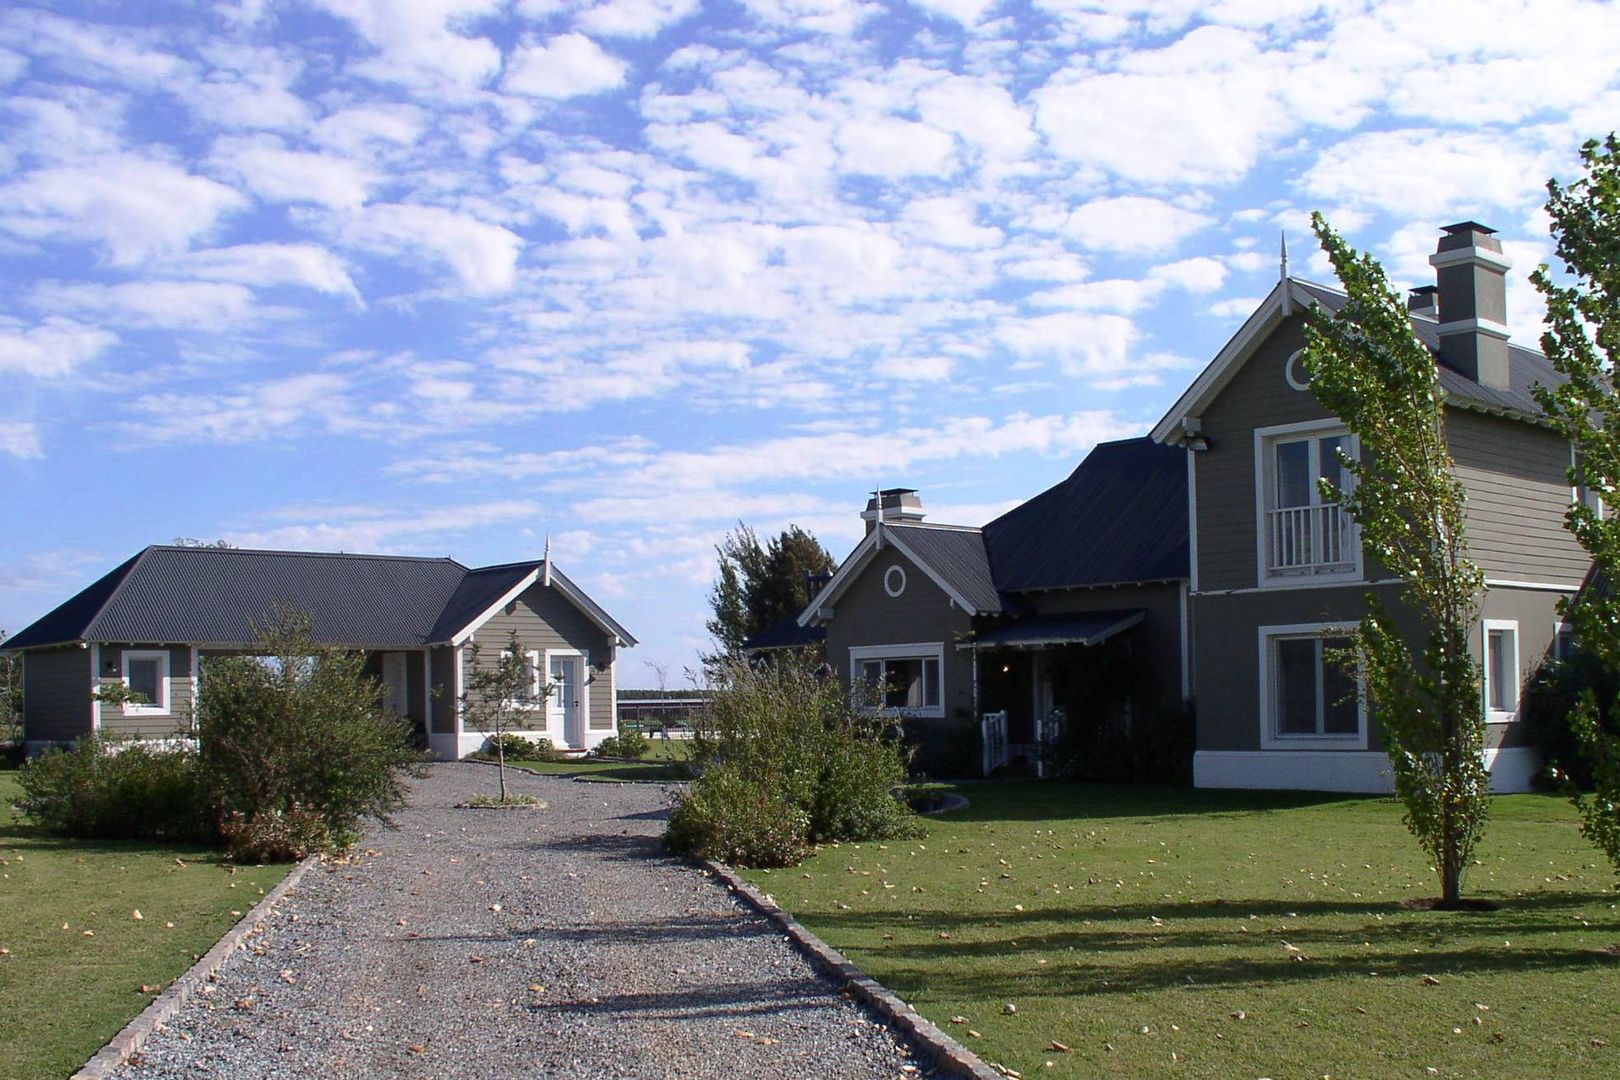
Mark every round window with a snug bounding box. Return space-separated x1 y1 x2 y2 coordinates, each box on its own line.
883 565 907 597
1284 348 1310 391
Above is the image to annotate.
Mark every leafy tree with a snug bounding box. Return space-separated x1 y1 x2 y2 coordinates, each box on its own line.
0 630 21 746
1301 212 1490 906
1529 134 1620 878
704 523 836 664
460 630 552 802
199 608 425 858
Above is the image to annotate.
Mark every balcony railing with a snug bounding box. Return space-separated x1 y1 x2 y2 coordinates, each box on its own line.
1266 502 1355 575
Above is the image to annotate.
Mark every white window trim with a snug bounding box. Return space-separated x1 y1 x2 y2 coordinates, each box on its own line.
543 648 589 742
849 642 945 718
1253 418 1363 588
1257 622 1367 750
1482 619 1521 723
121 649 172 716
1572 446 1606 519
883 564 907 597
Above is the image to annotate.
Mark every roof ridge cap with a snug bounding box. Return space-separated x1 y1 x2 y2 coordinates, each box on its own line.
150 545 462 564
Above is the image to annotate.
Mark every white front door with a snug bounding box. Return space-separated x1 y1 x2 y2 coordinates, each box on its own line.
381 652 409 718
548 654 584 747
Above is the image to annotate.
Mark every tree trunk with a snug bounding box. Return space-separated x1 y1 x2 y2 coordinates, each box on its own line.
497 738 508 802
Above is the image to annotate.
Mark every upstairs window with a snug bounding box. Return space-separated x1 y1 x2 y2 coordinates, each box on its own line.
1258 422 1359 583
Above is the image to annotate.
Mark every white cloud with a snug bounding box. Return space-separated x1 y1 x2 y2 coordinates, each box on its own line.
1301 129 1558 221
0 317 116 377
0 47 28 85
0 422 43 459
837 117 957 178
342 203 522 294
505 33 628 98
211 135 378 210
575 0 701 37
164 244 363 304
902 197 1002 250
33 280 260 330
1151 256 1228 293
1063 196 1212 254
737 0 879 36
227 498 542 553
310 0 503 94
125 372 358 444
0 157 246 264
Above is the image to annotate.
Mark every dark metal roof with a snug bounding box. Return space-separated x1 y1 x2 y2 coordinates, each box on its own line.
884 524 1004 614
3 546 636 651
1294 279 1562 421
742 616 826 652
983 437 1189 593
969 609 1145 648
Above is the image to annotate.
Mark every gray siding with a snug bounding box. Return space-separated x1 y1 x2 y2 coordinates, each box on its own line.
22 646 92 742
1194 315 1334 592
97 644 195 738
824 546 975 721
464 581 617 737
1448 410 1589 586
1478 585 1572 750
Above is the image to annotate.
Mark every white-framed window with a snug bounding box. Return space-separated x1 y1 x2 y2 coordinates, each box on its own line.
1255 420 1360 585
501 648 544 708
1483 619 1520 722
1258 623 1364 749
121 650 171 715
1554 622 1577 664
1572 449 1605 518
850 642 944 717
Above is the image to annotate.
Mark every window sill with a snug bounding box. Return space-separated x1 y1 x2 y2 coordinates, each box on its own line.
1261 733 1366 751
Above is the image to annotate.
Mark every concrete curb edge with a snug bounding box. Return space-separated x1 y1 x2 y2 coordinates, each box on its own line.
71 852 323 1080
705 859 1006 1080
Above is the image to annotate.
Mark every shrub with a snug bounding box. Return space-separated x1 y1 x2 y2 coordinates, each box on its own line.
219 803 333 862
15 736 215 843
666 655 917 867
593 729 649 759
478 732 551 761
665 760 811 867
1524 653 1620 789
198 609 425 854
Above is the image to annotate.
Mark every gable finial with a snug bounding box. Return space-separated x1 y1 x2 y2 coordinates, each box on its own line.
542 533 552 588
1280 229 1289 282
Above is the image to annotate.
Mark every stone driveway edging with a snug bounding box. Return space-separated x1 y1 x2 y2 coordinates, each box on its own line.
71 852 322 1080
705 859 1005 1080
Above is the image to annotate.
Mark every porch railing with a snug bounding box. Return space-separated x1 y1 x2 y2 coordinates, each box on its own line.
981 710 1009 777
1266 502 1354 575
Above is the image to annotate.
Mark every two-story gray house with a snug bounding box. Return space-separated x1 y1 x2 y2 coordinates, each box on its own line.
1150 222 1579 793
2 545 637 759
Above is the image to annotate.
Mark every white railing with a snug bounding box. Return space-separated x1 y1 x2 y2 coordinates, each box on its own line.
981 710 1009 777
1266 503 1354 574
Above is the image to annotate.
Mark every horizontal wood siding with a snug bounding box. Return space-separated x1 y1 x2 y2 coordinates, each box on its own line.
1448 410 1589 586
22 646 91 742
98 644 195 739
466 582 617 740
1194 315 1337 592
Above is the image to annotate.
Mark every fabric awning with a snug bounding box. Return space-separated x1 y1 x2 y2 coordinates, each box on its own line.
962 609 1145 649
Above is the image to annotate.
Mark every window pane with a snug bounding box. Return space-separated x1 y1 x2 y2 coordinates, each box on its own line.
1321 637 1358 734
1318 436 1349 496
1275 440 1311 509
923 658 940 707
1275 638 1317 734
1488 629 1515 712
127 658 160 706
884 658 924 708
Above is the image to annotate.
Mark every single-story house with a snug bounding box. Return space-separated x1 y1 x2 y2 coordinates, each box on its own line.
2 545 637 759
800 438 1189 775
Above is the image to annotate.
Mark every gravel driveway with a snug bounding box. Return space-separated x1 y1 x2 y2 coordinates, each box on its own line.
114 764 936 1079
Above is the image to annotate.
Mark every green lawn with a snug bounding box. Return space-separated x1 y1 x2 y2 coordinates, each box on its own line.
741 783 1620 1079
505 738 693 782
0 772 292 1079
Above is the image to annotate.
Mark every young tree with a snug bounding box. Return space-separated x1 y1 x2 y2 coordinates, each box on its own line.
459 630 552 802
704 524 836 665
1301 212 1490 906
1530 134 1620 877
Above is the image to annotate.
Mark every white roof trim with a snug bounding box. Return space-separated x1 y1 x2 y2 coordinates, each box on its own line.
450 569 540 647
1151 278 1313 444
799 526 986 626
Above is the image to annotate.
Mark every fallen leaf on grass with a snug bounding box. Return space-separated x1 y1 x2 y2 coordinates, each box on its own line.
950 1016 968 1025
131 910 143 921
1422 975 1441 986
1593 1038 1610 1048
967 1030 983 1039
1049 1041 1070 1052
139 984 160 993
81 930 95 937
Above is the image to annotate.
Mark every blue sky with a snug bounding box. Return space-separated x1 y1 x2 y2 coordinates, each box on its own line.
2 0 1616 682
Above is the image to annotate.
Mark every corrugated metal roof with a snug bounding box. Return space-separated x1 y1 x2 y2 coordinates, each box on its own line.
983 437 1189 592
884 524 1004 614
3 546 636 651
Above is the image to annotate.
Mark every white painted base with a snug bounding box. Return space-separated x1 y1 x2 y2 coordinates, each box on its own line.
1195 747 1541 794
428 728 618 760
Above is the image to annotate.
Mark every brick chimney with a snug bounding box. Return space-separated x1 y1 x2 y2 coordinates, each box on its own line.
862 488 924 535
1428 221 1512 389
